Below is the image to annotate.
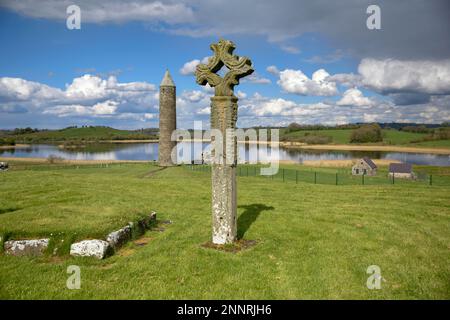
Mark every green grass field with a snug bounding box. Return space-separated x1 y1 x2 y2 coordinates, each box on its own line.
0 162 449 299
280 128 433 145
6 126 157 143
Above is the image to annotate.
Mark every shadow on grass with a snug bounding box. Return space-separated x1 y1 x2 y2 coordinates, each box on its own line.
237 204 274 239
0 207 21 215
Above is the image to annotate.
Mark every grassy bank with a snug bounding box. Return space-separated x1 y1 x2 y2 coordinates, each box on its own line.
0 162 449 299
5 126 158 144
280 128 433 145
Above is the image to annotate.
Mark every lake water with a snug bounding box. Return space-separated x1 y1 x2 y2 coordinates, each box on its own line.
1 143 449 166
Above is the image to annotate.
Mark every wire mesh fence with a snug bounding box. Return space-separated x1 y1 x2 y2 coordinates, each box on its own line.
189 164 450 187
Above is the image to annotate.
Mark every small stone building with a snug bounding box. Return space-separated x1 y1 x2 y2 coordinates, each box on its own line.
389 163 415 179
352 157 377 176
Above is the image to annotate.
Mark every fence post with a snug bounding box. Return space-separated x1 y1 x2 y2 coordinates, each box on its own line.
282 169 285 182
296 170 298 184
335 173 338 185
362 174 365 185
314 171 317 184
392 173 395 185
429 174 432 186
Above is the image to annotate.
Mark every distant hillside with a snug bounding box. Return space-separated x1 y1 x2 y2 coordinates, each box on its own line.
279 126 450 147
9 126 158 143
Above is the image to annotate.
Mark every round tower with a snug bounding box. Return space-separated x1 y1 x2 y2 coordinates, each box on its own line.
158 69 177 166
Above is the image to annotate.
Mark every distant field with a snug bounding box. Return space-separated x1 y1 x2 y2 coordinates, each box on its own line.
408 140 450 148
0 162 449 299
280 128 440 146
7 126 157 143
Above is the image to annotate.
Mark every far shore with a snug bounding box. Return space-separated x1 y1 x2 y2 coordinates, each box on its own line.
181 140 450 154
282 143 450 155
0 144 30 149
0 156 407 168
0 156 151 165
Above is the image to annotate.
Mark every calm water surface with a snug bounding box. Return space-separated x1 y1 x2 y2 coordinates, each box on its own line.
1 143 449 166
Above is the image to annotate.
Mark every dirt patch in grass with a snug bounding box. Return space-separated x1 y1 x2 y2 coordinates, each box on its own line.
117 247 136 257
201 239 258 253
117 235 154 256
133 236 152 247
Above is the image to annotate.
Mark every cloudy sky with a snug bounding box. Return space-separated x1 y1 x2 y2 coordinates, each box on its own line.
0 0 449 129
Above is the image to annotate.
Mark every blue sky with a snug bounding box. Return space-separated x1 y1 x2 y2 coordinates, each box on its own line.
0 1 449 129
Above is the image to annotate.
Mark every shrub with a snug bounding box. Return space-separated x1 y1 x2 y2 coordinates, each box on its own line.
350 124 383 143
0 138 15 146
401 125 430 134
285 122 302 133
430 128 450 140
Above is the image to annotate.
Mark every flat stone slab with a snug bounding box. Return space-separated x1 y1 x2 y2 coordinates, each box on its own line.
4 239 49 256
70 240 111 259
106 226 131 249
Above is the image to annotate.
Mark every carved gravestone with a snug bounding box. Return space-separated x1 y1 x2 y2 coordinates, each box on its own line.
195 39 254 244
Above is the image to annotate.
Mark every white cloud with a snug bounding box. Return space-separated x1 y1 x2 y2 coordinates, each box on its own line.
304 50 344 64
0 0 194 24
243 73 271 84
280 45 301 54
237 92 450 127
327 73 362 88
179 57 210 75
92 100 118 115
182 90 206 102
336 88 375 107
197 107 210 115
180 59 200 76
1 1 448 60
0 75 157 121
236 91 247 99
277 68 338 96
358 58 450 95
266 65 280 76
0 77 63 103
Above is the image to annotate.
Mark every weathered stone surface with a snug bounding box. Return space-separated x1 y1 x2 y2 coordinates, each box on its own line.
144 211 157 227
70 240 111 259
0 162 8 171
4 239 49 256
195 39 253 96
159 69 177 167
195 39 253 244
106 226 131 249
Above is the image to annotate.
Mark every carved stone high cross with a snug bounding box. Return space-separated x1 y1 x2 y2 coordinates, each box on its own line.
195 39 254 97
195 39 254 244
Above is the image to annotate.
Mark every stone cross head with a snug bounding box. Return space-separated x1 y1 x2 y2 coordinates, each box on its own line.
195 39 254 97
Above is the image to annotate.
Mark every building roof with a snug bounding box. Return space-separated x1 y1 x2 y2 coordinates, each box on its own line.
362 157 377 169
160 69 175 87
389 163 412 173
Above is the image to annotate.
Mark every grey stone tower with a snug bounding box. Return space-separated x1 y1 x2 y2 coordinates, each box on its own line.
158 69 177 166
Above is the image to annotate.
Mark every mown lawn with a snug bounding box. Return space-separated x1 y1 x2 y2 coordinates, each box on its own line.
0 163 449 299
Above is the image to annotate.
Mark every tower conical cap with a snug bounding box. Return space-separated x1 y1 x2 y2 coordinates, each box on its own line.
160 69 175 87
